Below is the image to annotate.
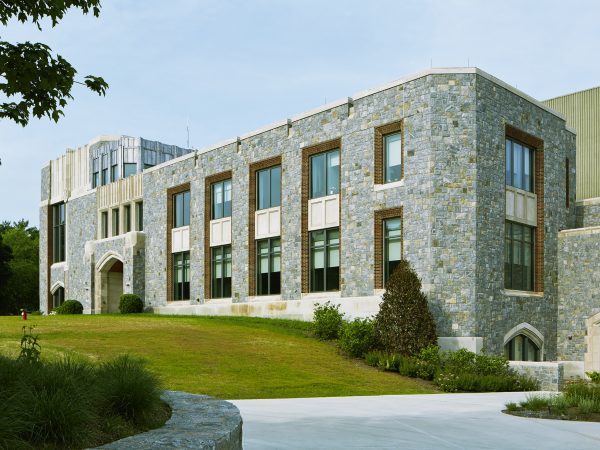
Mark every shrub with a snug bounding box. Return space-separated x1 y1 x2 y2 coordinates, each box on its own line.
338 318 376 357
364 350 385 367
54 299 83 315
519 394 553 411
586 371 600 384
397 356 420 378
312 301 344 340
119 294 144 314
374 259 436 356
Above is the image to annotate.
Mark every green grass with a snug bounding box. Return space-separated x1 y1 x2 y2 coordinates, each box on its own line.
0 314 436 399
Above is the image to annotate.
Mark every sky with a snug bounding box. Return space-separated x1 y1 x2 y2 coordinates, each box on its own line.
1 0 599 227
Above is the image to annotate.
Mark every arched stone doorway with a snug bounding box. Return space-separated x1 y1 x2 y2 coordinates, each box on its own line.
585 312 600 372
95 252 125 314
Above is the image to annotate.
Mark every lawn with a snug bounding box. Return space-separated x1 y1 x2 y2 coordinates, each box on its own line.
0 314 436 399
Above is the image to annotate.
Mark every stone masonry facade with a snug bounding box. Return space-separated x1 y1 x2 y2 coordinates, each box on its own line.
41 68 599 373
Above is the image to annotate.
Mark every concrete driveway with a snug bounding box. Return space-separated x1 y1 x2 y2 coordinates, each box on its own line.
231 392 600 449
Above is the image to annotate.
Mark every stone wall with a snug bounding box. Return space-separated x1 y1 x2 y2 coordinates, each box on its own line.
474 75 576 360
66 192 96 310
557 226 600 361
577 198 600 227
509 361 564 391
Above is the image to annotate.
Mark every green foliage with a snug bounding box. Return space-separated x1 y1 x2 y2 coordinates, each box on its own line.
97 355 162 423
119 294 144 314
312 301 344 340
519 394 553 411
0 221 38 315
0 1 107 126
339 318 377 358
505 402 519 412
374 259 437 356
18 326 41 364
54 299 83 314
586 371 600 383
364 350 385 367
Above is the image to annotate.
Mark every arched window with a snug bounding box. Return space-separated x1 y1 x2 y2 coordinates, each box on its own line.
504 334 540 361
52 286 65 308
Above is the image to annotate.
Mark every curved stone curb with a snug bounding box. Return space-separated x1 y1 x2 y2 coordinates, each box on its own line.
94 391 243 449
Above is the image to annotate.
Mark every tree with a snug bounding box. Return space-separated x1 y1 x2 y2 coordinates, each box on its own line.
0 220 38 315
374 259 437 356
0 1 108 126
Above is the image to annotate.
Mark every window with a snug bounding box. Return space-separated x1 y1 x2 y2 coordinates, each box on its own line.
310 149 339 199
173 191 190 228
110 149 119 182
92 157 100 188
173 252 190 301
124 205 131 233
52 286 65 308
384 132 402 183
112 208 120 236
136 202 143 231
256 238 281 295
504 334 540 361
505 222 534 291
52 203 65 263
101 167 108 185
212 245 232 298
505 138 534 192
384 217 402 284
212 179 232 219
123 163 137 178
310 228 339 292
101 211 108 238
257 166 281 210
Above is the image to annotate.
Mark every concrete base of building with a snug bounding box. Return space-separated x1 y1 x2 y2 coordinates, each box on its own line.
438 336 484 353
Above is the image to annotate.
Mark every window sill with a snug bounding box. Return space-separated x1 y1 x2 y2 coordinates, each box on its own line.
374 179 404 192
302 291 341 300
247 295 282 302
50 261 68 270
204 297 232 304
503 289 543 298
374 289 385 296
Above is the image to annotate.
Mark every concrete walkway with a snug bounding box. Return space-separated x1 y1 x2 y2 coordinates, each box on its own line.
231 392 600 449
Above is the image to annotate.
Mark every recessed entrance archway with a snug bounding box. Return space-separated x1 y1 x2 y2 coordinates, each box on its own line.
95 252 125 314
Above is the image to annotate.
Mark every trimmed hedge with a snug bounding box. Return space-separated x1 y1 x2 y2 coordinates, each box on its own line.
339 318 376 357
119 294 144 314
54 300 83 315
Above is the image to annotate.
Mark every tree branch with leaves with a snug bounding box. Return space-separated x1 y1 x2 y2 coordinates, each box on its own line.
0 0 108 126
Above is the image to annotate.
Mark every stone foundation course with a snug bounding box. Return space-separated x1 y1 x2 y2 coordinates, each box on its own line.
94 391 242 450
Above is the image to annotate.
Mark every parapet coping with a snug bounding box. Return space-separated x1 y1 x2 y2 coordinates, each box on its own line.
559 225 600 236
577 196 600 206
94 391 242 449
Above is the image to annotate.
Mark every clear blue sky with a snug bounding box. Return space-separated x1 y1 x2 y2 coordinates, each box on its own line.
1 0 599 227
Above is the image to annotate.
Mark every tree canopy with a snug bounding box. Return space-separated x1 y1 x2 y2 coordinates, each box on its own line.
0 0 108 126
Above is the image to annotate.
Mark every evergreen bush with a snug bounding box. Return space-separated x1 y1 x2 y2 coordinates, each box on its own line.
54 299 83 315
374 259 437 356
119 294 144 314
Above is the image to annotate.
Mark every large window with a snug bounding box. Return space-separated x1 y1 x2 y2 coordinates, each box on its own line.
384 132 402 183
123 163 137 178
212 179 232 219
92 157 100 188
52 203 65 263
310 149 339 199
384 217 402 284
257 166 281 210
173 251 190 301
310 228 339 292
505 222 534 291
52 286 65 308
257 238 281 295
124 205 131 233
212 245 232 298
506 138 534 192
136 202 143 231
505 334 540 361
173 191 190 228
110 149 119 182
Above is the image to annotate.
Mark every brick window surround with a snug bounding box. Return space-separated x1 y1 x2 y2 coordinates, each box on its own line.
248 156 281 296
374 207 403 290
166 182 191 303
374 120 404 185
505 125 544 293
301 138 341 294
204 171 232 300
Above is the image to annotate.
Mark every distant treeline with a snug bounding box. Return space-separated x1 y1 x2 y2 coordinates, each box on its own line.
0 220 39 315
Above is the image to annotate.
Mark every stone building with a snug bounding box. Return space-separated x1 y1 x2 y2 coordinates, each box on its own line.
41 68 594 382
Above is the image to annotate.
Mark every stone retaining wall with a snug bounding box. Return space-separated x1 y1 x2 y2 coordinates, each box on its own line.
509 361 565 391
95 391 242 450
